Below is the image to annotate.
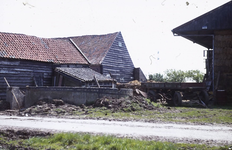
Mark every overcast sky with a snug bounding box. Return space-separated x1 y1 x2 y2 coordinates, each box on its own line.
0 0 230 76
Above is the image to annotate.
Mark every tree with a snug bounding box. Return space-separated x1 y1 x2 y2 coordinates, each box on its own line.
165 69 186 82
185 70 204 83
148 69 204 83
149 73 164 82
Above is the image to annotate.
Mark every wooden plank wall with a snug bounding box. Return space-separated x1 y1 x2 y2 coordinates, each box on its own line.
0 58 53 100
134 68 147 82
102 32 135 83
214 33 232 103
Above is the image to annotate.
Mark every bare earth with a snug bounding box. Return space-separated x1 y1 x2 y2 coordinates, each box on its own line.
0 97 232 147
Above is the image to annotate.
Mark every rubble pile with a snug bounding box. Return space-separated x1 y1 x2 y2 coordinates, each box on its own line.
0 95 159 117
93 96 156 112
117 80 142 90
20 99 80 116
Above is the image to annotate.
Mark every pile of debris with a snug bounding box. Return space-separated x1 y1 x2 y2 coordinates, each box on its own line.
0 95 158 117
93 96 156 112
117 80 142 90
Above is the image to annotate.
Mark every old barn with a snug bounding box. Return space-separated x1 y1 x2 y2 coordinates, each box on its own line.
172 1 232 104
62 32 146 83
0 32 116 100
0 31 146 101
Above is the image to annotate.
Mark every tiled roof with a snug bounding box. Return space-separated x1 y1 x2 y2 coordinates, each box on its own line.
55 67 114 82
0 32 88 64
68 32 119 64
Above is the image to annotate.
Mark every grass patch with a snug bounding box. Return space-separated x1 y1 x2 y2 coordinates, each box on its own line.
72 104 232 125
1 132 229 150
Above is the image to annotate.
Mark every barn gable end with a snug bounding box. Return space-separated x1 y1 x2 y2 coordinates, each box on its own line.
102 32 135 83
65 32 142 83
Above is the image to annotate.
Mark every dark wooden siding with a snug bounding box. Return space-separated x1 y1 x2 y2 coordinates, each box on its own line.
134 68 147 82
0 58 53 100
214 33 232 104
172 1 232 49
173 1 232 33
90 64 102 74
102 32 134 83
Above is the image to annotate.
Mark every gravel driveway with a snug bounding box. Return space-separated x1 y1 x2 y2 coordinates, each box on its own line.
0 115 231 146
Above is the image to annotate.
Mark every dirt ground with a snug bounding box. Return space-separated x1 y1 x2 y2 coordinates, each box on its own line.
0 96 166 149
0 128 51 150
0 95 163 117
0 95 231 149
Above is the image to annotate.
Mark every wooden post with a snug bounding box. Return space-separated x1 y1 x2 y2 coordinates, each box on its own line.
33 77 38 87
4 77 20 109
94 75 100 88
58 75 63 86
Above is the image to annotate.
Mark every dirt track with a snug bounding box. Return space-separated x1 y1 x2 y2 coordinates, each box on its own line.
0 115 232 146
0 97 232 147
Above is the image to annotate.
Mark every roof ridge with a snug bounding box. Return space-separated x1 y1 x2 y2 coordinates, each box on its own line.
65 31 119 39
0 32 48 39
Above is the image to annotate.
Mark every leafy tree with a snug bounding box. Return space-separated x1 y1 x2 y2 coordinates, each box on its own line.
185 70 204 83
148 69 204 83
148 74 154 80
149 73 164 82
165 69 186 82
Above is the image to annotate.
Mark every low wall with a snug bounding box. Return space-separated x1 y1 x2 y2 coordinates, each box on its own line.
24 87 133 108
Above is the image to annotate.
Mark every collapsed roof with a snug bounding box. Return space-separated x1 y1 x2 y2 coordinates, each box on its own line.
55 67 114 82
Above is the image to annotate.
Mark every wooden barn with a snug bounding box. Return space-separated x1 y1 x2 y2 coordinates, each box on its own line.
61 32 146 83
0 31 146 100
0 32 114 100
172 1 232 104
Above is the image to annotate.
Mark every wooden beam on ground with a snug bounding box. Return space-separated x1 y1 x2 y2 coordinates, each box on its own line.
94 75 100 88
4 77 20 109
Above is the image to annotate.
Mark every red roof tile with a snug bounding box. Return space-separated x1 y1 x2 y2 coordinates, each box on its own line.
69 32 119 64
0 32 88 64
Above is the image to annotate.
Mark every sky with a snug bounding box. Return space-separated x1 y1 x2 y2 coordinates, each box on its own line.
0 0 231 77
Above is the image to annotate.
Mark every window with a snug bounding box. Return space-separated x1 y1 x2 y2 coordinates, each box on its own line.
118 42 122 47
